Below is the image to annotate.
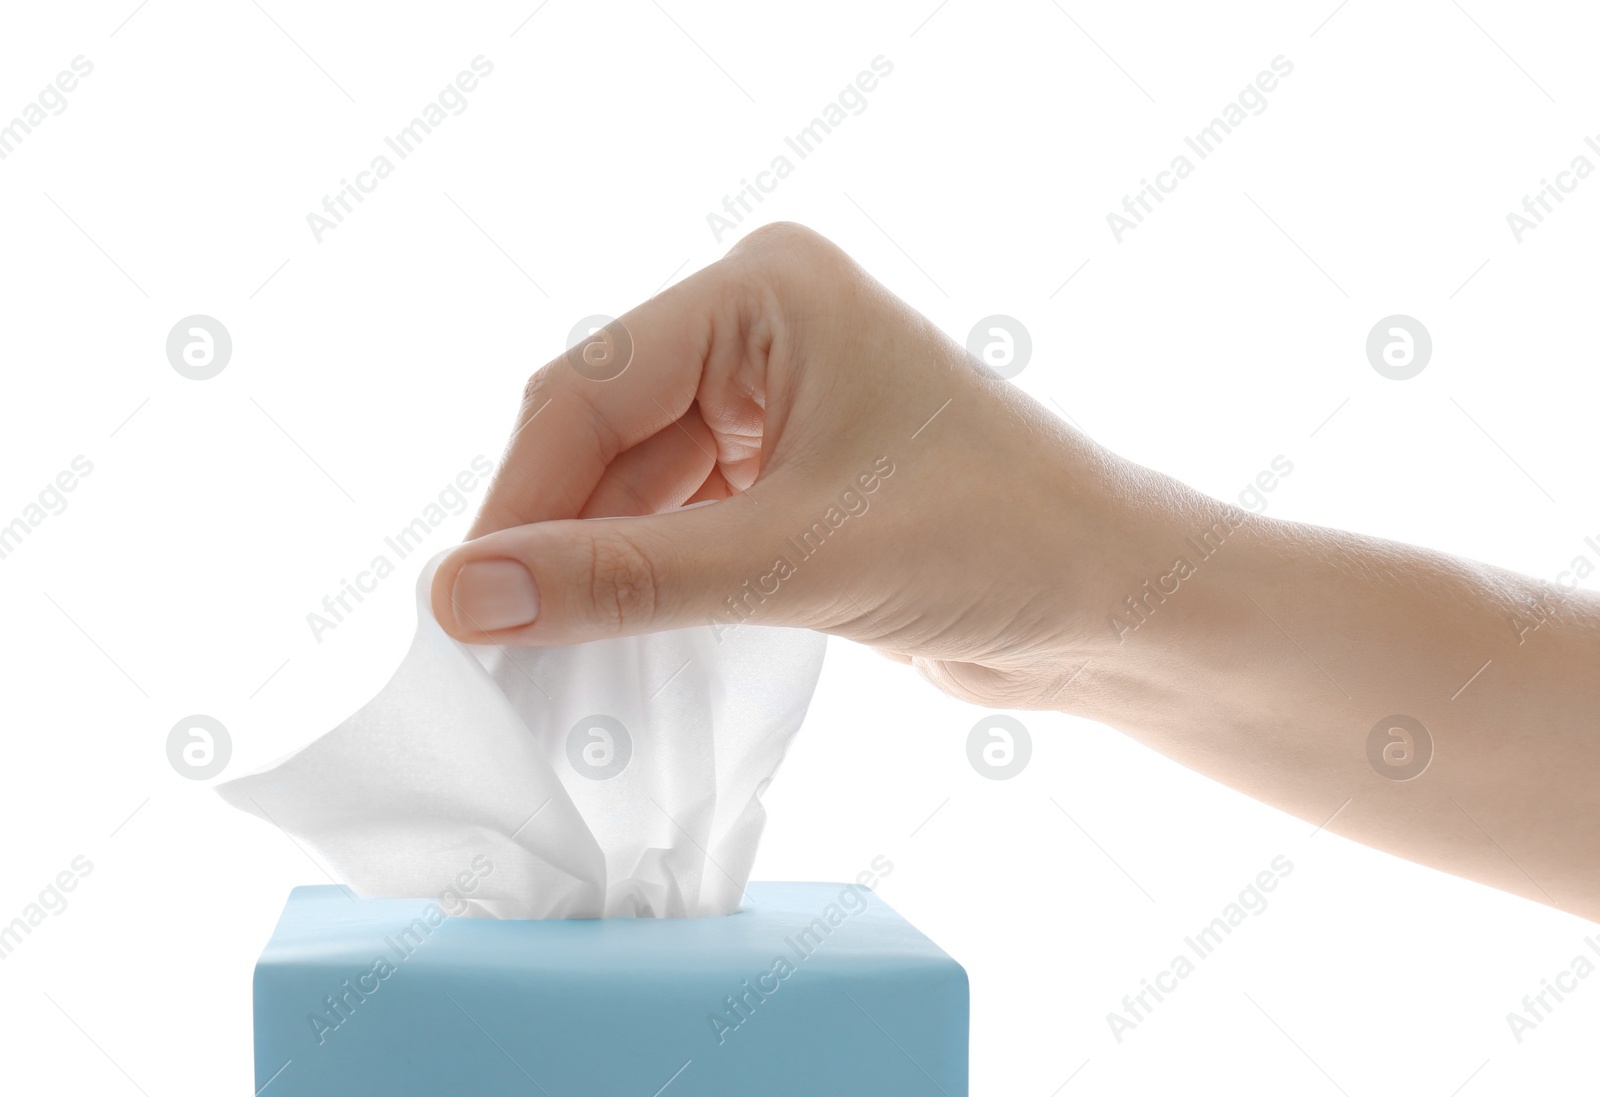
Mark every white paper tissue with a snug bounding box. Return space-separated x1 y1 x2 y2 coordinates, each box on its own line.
217 555 826 918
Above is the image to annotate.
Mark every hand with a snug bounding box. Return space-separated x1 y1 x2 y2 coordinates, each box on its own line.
432 222 1600 921
429 223 1178 708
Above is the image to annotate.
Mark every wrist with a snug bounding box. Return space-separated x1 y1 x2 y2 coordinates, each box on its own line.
1051 463 1282 718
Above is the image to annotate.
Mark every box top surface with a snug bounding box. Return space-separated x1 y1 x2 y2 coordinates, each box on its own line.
261 882 959 978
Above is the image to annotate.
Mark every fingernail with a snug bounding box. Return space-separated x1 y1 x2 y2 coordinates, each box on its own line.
451 559 539 633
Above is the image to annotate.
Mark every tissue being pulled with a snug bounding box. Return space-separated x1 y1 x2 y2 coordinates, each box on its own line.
217 556 826 919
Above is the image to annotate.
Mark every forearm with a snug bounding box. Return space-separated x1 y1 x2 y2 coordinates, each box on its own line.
1075 485 1600 920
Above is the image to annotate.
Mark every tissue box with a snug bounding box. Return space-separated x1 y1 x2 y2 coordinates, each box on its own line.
251 882 968 1095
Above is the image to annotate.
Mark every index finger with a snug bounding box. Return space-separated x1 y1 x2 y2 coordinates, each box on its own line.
467 265 727 540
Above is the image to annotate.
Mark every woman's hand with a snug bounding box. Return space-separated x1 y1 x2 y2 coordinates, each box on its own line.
432 222 1600 922
429 222 1181 708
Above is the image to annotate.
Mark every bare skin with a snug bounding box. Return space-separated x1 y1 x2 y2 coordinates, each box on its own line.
432 222 1600 922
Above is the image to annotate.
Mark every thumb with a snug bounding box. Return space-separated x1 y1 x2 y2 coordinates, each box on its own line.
430 495 815 646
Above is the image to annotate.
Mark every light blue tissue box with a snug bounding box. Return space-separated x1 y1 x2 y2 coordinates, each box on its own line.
251 882 968 1095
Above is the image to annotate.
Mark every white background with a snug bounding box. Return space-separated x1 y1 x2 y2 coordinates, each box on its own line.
1 1 1597 1093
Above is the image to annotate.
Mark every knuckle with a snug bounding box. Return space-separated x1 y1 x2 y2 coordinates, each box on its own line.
586 532 659 631
521 364 558 410
735 220 817 249
724 222 851 314
729 221 837 269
